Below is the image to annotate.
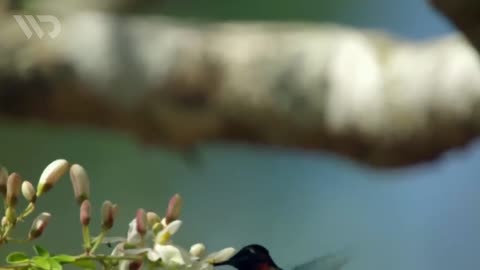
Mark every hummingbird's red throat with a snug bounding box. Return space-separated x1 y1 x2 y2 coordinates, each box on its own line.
257 262 272 270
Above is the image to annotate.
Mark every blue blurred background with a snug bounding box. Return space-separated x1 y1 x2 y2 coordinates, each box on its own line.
3 0 480 270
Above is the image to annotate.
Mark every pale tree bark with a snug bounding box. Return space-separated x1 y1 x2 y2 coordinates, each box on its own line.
0 0 480 168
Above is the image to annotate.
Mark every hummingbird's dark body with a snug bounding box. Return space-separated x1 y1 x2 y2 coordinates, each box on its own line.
214 244 349 270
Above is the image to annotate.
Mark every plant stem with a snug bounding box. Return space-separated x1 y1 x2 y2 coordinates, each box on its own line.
0 254 145 270
78 254 144 261
90 230 106 254
82 225 92 253
0 224 13 244
16 203 35 222
0 262 30 269
5 237 28 243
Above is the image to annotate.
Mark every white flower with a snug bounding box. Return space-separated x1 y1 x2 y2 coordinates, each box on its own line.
108 220 186 265
103 204 235 270
190 246 236 270
143 220 191 268
155 220 182 245
145 220 235 270
147 243 192 267
115 242 192 269
103 219 152 254
146 244 235 270
127 219 142 245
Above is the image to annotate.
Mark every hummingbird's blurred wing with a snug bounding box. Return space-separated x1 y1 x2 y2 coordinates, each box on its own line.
291 252 350 270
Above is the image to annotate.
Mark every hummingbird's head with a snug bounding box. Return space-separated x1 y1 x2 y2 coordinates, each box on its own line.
213 244 282 270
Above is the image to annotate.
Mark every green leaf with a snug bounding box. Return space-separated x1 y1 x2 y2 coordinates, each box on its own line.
33 245 50 257
72 259 96 270
32 256 51 270
52 255 76 263
6 252 29 264
48 258 62 270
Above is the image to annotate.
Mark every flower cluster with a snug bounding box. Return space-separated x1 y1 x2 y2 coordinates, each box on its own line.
105 196 235 270
0 159 69 243
0 160 236 270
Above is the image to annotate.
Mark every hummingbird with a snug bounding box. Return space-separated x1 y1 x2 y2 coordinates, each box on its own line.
213 244 349 270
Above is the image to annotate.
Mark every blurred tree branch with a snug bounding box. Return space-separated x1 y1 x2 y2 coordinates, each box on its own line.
0 0 480 168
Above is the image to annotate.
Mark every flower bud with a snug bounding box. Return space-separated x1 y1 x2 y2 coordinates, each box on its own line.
37 159 69 197
28 212 51 240
165 193 182 224
101 200 118 230
21 181 36 203
80 200 91 226
6 173 22 207
0 166 8 197
206 248 236 264
146 212 161 228
70 164 90 204
135 209 147 236
190 243 206 258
